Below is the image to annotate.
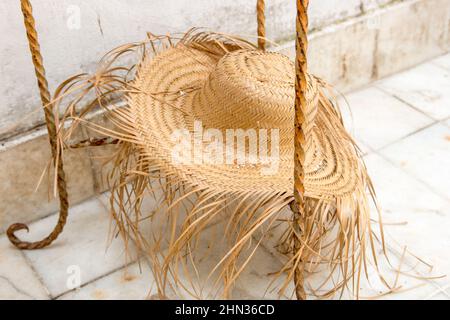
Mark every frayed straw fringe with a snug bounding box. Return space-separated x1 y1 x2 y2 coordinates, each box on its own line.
51 29 389 299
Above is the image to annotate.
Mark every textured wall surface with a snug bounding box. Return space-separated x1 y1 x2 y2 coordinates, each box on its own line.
0 0 401 139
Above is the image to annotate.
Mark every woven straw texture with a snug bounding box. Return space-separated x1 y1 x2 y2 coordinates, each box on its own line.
50 32 382 299
129 44 361 198
8 0 388 300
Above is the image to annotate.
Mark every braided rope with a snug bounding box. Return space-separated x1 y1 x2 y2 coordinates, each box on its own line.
292 0 309 300
257 0 310 299
69 137 119 149
7 0 69 250
256 0 266 50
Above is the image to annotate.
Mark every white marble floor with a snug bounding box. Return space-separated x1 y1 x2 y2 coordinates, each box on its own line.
1 54 449 300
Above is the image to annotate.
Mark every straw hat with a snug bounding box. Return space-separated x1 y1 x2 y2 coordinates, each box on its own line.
128 40 360 198
51 32 378 299
6 0 388 300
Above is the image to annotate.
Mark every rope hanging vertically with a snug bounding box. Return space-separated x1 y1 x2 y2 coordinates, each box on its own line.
7 0 69 250
292 0 310 300
256 0 311 300
256 0 266 50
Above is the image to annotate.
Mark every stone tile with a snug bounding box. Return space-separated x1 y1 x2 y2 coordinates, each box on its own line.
380 124 450 199
340 87 433 150
134 221 289 300
88 144 118 194
365 153 449 218
81 112 120 194
0 234 49 300
158 210 442 300
20 197 136 298
0 129 95 233
432 53 450 71
422 286 450 300
277 0 450 93
445 118 450 128
377 63 450 120
232 243 295 300
250 151 450 300
276 16 377 92
97 184 228 255
364 153 450 279
97 190 171 252
252 217 447 300
309 0 363 30
307 18 377 92
58 228 289 300
375 0 450 80
58 261 155 300
361 0 393 11
357 245 450 300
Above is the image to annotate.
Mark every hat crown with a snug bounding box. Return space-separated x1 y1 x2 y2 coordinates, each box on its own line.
215 50 295 101
193 50 297 130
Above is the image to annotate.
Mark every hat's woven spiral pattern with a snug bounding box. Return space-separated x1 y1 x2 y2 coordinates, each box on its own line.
130 45 361 198
49 31 382 299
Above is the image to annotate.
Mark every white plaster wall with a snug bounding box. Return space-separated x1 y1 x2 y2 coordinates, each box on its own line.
0 0 399 138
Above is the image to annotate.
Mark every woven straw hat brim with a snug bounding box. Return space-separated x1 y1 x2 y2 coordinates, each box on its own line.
128 44 361 198
50 32 383 300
